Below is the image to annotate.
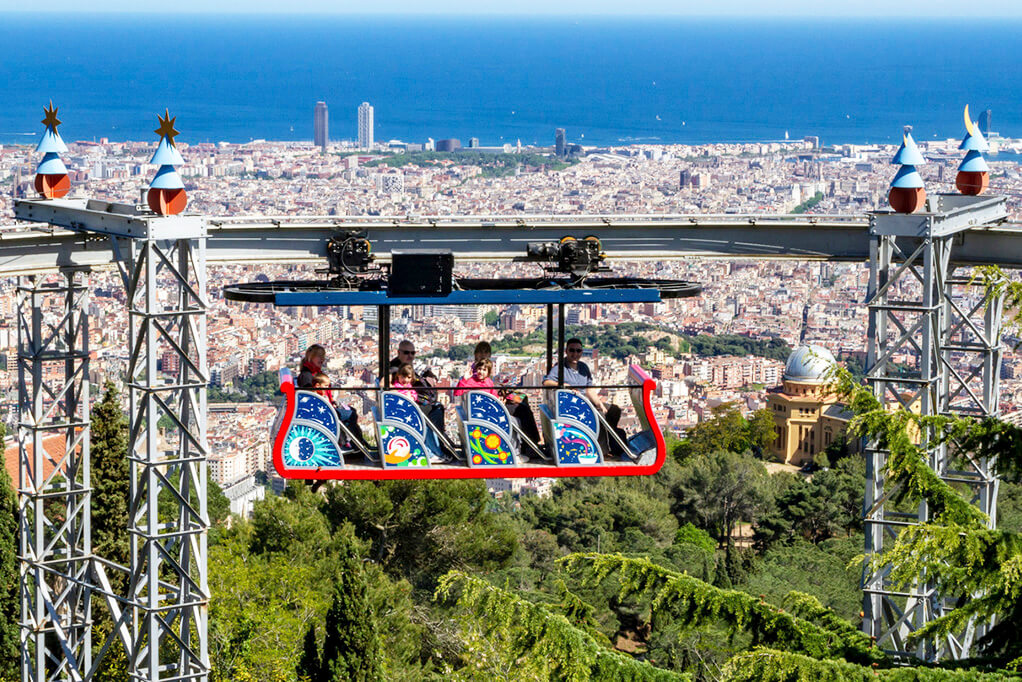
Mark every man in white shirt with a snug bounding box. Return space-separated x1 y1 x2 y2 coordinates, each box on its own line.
543 338 606 413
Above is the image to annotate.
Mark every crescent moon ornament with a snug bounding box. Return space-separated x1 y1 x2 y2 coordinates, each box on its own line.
964 105 977 138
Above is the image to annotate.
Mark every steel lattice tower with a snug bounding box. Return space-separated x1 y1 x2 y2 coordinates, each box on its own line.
15 206 210 682
862 194 1007 661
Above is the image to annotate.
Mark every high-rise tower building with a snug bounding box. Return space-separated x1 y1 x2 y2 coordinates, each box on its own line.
555 128 566 158
314 101 329 152
358 102 374 150
978 109 992 136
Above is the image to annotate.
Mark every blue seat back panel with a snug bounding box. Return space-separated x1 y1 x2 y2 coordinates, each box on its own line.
467 392 512 435
295 391 341 441
557 390 599 435
381 393 427 437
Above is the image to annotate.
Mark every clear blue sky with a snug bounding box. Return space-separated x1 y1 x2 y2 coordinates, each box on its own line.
2 0 1021 15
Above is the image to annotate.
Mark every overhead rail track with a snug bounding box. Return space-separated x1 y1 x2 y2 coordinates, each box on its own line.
4 198 1022 276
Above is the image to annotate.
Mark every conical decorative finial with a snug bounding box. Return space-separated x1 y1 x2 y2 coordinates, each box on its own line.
956 105 989 196
34 101 71 199
146 109 187 215
888 125 926 214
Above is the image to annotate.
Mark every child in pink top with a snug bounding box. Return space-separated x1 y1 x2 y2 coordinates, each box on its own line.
454 358 497 397
392 363 418 401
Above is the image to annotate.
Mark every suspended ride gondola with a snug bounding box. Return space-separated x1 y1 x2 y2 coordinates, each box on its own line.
223 234 701 480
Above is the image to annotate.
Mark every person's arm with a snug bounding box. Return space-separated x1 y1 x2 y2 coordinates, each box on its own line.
579 363 605 412
542 364 560 387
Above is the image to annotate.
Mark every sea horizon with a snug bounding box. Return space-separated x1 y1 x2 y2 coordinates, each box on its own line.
2 14 1020 148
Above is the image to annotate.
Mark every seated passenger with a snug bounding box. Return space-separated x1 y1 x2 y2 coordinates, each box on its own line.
314 371 370 451
392 363 418 402
389 340 447 436
454 358 496 397
297 344 326 389
543 337 606 414
473 341 544 456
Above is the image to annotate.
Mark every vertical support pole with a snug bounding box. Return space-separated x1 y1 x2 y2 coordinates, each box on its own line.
17 270 92 681
557 304 566 386
379 306 391 389
545 304 554 375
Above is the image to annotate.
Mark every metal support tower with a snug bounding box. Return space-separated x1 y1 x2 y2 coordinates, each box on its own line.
862 194 1007 661
17 270 92 681
116 232 210 682
15 201 210 682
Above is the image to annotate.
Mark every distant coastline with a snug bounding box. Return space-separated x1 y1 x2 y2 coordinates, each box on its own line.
1 15 1019 147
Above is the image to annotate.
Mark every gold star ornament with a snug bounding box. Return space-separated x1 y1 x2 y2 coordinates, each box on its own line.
41 101 61 130
154 109 180 145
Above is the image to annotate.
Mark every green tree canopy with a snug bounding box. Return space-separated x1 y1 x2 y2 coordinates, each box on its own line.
671 449 771 547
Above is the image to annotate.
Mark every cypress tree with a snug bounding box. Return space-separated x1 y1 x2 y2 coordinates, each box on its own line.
320 541 382 682
90 381 129 568
298 622 321 682
0 422 19 680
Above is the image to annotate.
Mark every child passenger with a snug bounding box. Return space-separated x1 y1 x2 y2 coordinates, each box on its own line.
313 372 334 403
454 358 496 397
392 363 418 402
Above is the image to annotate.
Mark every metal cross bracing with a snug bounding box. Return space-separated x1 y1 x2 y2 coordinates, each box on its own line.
862 194 1007 662
17 270 92 681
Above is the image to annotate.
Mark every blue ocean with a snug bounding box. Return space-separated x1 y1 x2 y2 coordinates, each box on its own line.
1 14 1020 147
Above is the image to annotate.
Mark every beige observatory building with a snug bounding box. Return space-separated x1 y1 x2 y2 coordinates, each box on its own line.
766 344 853 465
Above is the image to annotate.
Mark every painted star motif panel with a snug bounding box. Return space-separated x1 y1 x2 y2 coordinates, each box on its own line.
295 392 340 440
553 424 601 466
465 424 515 466
379 423 429 468
282 423 343 468
557 391 598 435
467 392 511 434
382 393 426 436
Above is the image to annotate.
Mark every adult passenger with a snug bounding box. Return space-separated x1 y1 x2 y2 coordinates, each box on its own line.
389 339 450 450
472 341 544 455
297 344 326 389
296 345 368 450
543 338 606 413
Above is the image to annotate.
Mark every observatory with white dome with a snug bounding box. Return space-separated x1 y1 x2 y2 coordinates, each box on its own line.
766 343 855 465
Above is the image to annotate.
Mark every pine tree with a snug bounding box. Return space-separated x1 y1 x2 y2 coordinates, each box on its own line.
0 421 20 681
320 542 382 682
91 381 129 568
